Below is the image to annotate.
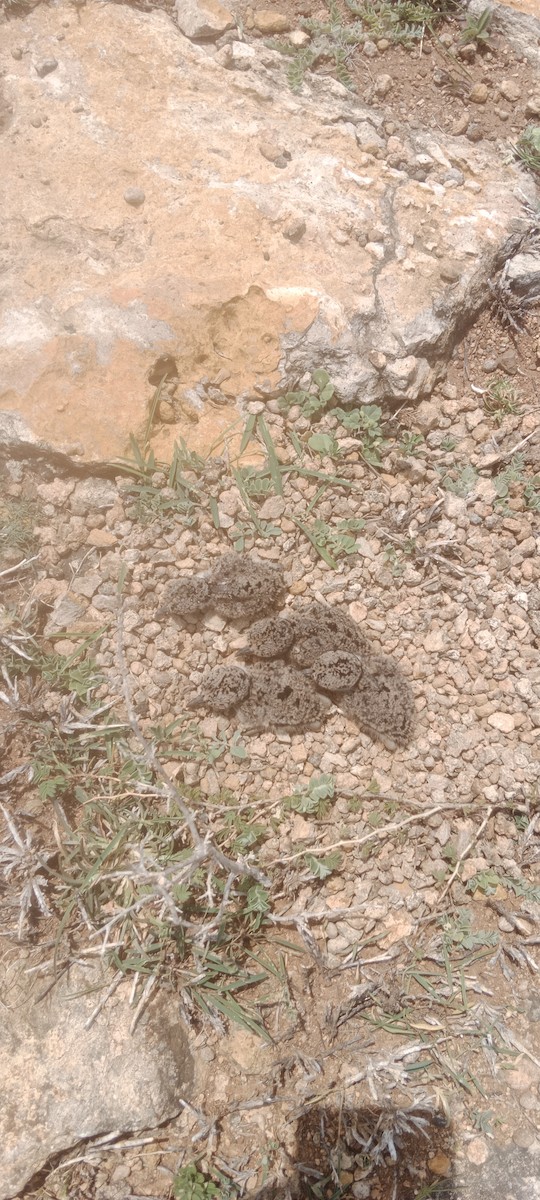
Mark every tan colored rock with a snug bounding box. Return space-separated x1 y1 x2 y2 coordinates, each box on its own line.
0 1 535 464
469 81 489 103
488 711 515 733
288 30 311 47
499 77 521 102
290 813 314 840
424 628 446 652
87 528 118 548
466 1137 489 1165
428 1153 452 1176
174 0 234 39
378 913 414 947
252 8 291 33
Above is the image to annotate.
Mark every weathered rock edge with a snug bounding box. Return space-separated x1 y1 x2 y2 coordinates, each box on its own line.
0 963 194 1200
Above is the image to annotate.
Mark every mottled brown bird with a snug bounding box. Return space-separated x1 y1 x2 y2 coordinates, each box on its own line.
188 666 251 713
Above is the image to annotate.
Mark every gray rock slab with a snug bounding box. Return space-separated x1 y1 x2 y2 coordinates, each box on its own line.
457 1142 540 1200
0 964 193 1199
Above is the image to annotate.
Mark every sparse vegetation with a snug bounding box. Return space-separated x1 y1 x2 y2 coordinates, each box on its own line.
460 5 493 47
279 368 336 420
0 495 39 562
493 453 540 513
483 375 520 423
268 0 458 93
398 432 425 457
172 1163 221 1199
441 462 478 497
3 326 540 1198
512 124 540 176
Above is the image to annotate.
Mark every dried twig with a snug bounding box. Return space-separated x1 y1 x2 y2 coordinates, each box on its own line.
438 806 493 902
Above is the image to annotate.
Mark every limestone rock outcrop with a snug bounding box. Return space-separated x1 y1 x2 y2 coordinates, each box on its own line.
0 1 536 463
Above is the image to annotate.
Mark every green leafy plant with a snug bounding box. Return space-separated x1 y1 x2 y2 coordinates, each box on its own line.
347 0 453 44
443 463 478 497
307 431 341 458
284 774 335 817
173 1163 220 1199
302 517 366 565
472 1108 497 1137
493 453 525 500
383 539 415 577
0 495 39 560
398 432 425 457
440 434 457 452
461 5 493 45
334 404 387 466
303 850 342 879
512 125 540 176
483 376 520 423
524 474 540 512
117 435 202 526
280 369 335 420
269 1 365 93
237 464 273 499
441 909 499 952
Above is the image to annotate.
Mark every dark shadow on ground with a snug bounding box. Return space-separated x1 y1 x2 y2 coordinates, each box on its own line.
250 1105 456 1198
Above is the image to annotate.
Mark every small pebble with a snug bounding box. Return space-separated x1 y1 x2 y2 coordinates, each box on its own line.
35 58 59 77
123 187 146 207
467 1138 489 1165
469 82 488 104
512 1127 536 1150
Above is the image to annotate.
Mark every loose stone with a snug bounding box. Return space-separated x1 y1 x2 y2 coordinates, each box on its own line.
123 188 145 207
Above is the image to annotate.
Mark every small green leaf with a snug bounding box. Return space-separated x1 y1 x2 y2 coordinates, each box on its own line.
303 851 342 879
209 496 221 528
308 432 338 456
308 774 335 801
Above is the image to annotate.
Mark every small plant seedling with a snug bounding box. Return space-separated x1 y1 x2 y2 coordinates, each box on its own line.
443 463 478 497
472 1109 497 1137
460 5 493 46
440 434 457 452
284 774 335 817
512 125 540 176
524 475 540 513
280 369 335 420
173 1163 220 1199
483 376 520 423
303 517 366 565
398 432 425 457
440 908 499 952
303 850 342 879
493 453 525 501
307 431 341 459
0 496 39 560
334 404 387 466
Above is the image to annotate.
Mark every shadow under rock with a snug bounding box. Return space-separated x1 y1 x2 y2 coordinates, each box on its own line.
250 1104 457 1199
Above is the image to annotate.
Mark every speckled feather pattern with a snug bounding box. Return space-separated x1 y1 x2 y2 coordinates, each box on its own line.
159 555 415 743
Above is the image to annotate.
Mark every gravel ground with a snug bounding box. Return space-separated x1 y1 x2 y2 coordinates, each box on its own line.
1 302 539 1199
